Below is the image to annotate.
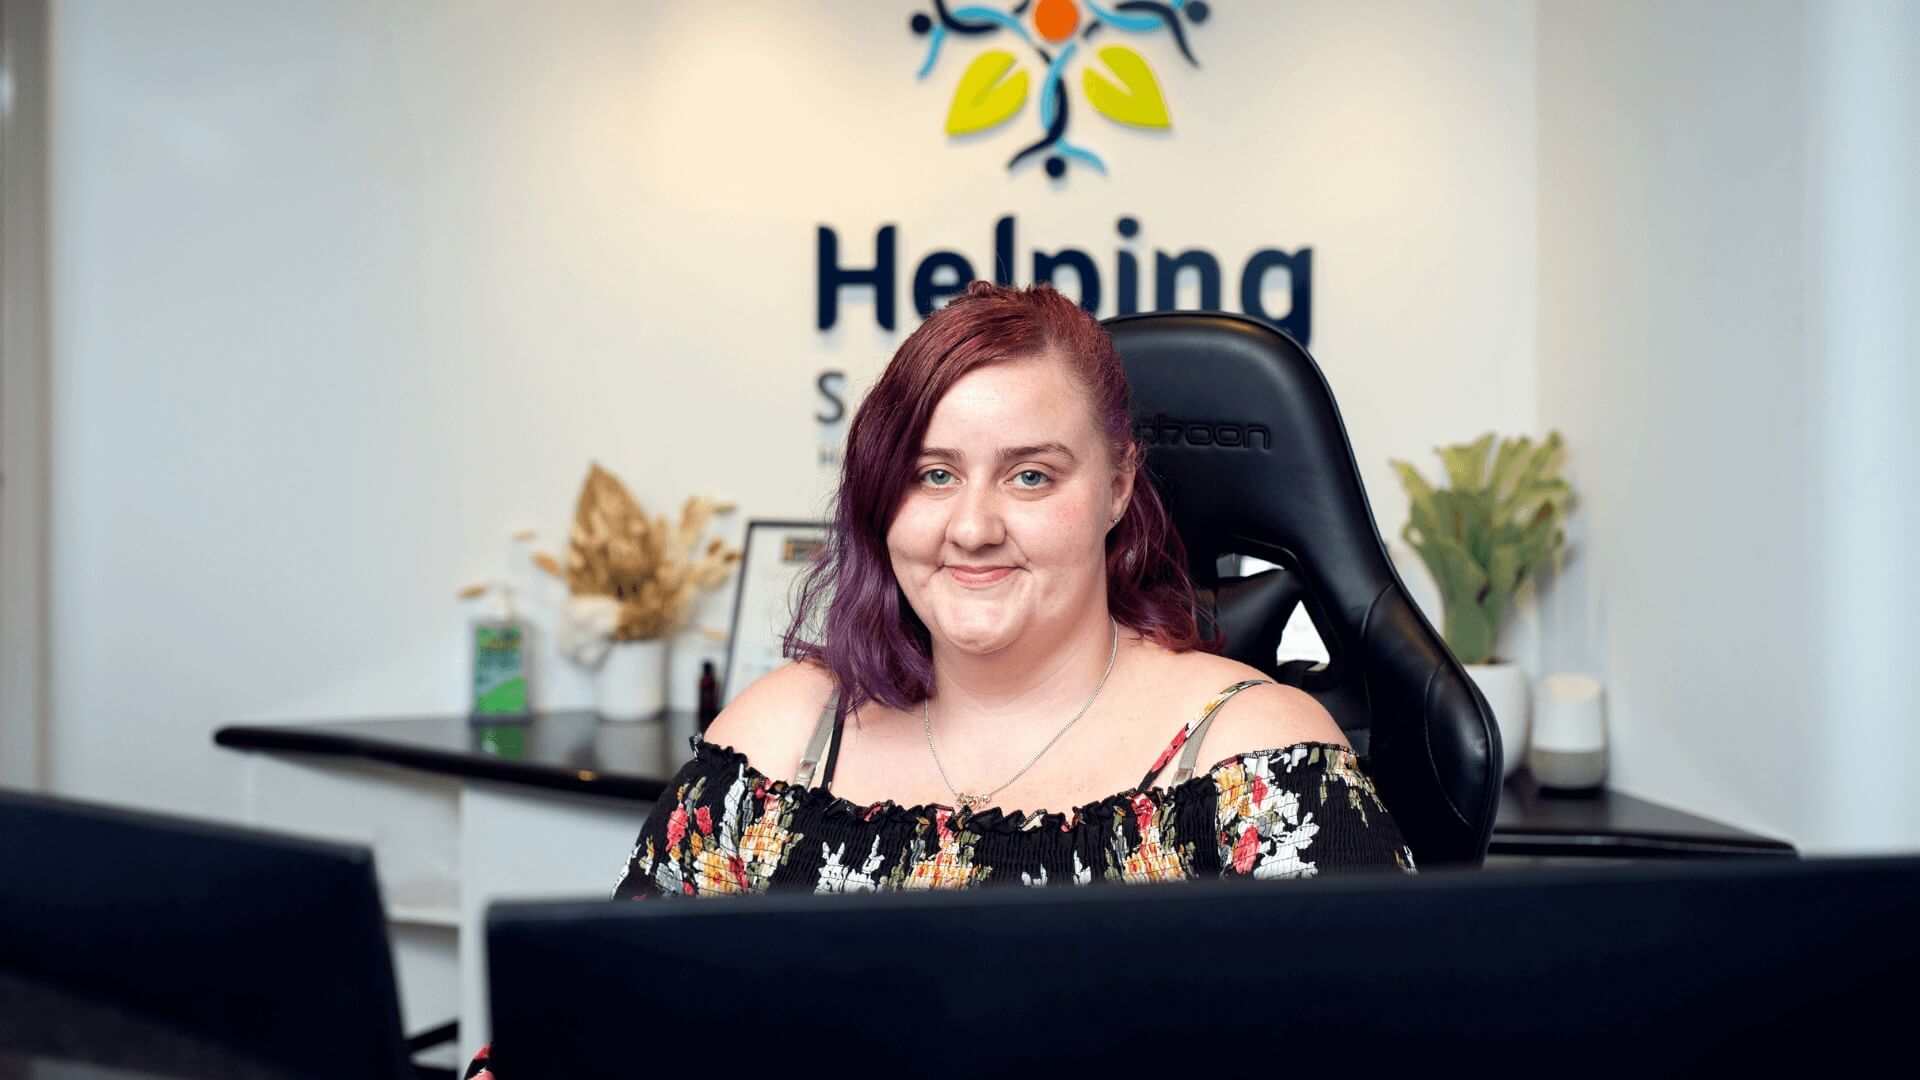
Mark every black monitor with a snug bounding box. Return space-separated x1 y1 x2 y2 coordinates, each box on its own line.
487 855 1917 1076
0 788 411 1080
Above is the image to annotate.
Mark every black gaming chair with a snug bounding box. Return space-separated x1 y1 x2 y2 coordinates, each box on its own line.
1105 311 1501 868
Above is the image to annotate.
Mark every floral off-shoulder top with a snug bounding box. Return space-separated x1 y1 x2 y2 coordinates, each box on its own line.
462 679 1414 1078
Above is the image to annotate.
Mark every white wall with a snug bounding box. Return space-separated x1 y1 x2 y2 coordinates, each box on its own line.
45 0 1539 823
1804 0 1920 851
1536 0 1918 853
45 1 1918 855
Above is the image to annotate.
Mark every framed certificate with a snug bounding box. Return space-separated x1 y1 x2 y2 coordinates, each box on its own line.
722 520 830 705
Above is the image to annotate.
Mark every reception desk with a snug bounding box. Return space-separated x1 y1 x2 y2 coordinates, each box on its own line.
214 710 1795 1054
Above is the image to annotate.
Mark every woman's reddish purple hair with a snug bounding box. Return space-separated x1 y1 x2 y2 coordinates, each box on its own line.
783 281 1219 712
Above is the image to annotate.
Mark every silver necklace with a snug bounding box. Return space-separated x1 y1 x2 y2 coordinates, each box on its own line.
922 617 1120 813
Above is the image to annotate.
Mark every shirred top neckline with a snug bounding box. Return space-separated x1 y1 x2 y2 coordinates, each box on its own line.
686 734 1363 837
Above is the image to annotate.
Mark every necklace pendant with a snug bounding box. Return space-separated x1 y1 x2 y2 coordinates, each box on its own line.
956 793 987 812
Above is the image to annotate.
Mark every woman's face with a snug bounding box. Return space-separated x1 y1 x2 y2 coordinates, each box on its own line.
887 353 1133 658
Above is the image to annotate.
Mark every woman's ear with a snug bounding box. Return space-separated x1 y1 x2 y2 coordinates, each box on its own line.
1110 449 1137 521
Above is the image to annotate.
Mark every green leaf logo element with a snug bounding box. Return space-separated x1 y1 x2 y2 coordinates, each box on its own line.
945 49 1029 136
1082 45 1171 129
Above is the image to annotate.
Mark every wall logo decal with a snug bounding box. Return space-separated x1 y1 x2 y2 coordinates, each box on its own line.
909 0 1213 179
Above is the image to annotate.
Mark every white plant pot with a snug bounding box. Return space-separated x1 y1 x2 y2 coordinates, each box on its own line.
1463 662 1530 779
596 638 668 722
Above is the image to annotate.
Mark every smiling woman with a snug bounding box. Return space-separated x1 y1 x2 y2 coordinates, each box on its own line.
889 360 1133 658
794 280 1208 713
678 282 1411 871
460 280 1411 1080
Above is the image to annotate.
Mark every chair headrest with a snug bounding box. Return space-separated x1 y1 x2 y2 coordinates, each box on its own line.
1106 311 1502 866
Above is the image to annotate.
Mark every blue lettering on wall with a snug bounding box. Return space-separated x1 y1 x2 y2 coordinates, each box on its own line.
814 370 846 423
911 251 974 316
816 224 897 331
816 215 1312 346
1239 248 1311 348
1155 249 1221 311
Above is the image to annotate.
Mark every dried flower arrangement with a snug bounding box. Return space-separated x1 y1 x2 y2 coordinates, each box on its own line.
455 527 542 616
532 463 741 650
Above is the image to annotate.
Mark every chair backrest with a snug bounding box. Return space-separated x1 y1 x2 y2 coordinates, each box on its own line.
1104 311 1501 867
0 787 412 1079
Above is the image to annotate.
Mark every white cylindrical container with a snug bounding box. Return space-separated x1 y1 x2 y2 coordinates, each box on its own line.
1528 673 1607 790
1463 662 1530 779
596 638 668 722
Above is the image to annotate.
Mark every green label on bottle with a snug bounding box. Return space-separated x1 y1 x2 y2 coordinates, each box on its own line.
473 623 529 715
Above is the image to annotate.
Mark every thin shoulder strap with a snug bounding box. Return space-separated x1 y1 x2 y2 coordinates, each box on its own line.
821 699 846 792
1166 678 1275 786
792 689 841 789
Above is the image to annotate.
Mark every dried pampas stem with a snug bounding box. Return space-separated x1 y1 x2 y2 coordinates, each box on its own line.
538 462 741 642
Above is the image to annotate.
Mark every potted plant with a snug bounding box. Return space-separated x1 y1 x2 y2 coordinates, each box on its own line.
531 463 740 722
1392 432 1574 777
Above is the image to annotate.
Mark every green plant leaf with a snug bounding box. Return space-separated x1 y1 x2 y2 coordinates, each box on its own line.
1429 540 1489 599
1487 436 1531 502
1465 490 1498 569
1497 431 1566 518
1439 433 1496 492
1404 500 1441 550
1447 603 1496 666
1425 534 1494 663
1482 543 1522 640
1391 459 1436 505
945 50 1029 136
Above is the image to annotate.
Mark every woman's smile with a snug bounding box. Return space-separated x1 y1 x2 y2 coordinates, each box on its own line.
946 564 1015 587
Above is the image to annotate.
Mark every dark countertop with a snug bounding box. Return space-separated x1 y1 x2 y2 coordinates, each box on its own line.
216 709 683 801
1495 769 1796 859
215 710 1798 861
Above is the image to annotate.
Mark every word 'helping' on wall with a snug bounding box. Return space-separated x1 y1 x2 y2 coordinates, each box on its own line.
816 215 1312 347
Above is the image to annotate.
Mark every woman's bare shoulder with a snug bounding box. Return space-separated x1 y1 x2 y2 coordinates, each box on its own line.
1157 649 1351 755
700 660 837 782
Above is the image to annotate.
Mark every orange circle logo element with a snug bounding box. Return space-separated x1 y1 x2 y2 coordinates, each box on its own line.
1034 0 1079 43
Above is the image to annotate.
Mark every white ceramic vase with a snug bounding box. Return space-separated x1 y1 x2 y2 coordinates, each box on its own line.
1463 661 1530 779
596 638 667 722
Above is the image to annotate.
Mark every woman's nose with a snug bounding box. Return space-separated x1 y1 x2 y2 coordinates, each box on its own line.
946 482 1005 550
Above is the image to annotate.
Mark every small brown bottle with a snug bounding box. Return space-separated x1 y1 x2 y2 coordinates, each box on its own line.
697 661 720 732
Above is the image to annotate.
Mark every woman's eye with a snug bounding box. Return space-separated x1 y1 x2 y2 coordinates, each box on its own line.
922 468 954 486
1013 470 1049 488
